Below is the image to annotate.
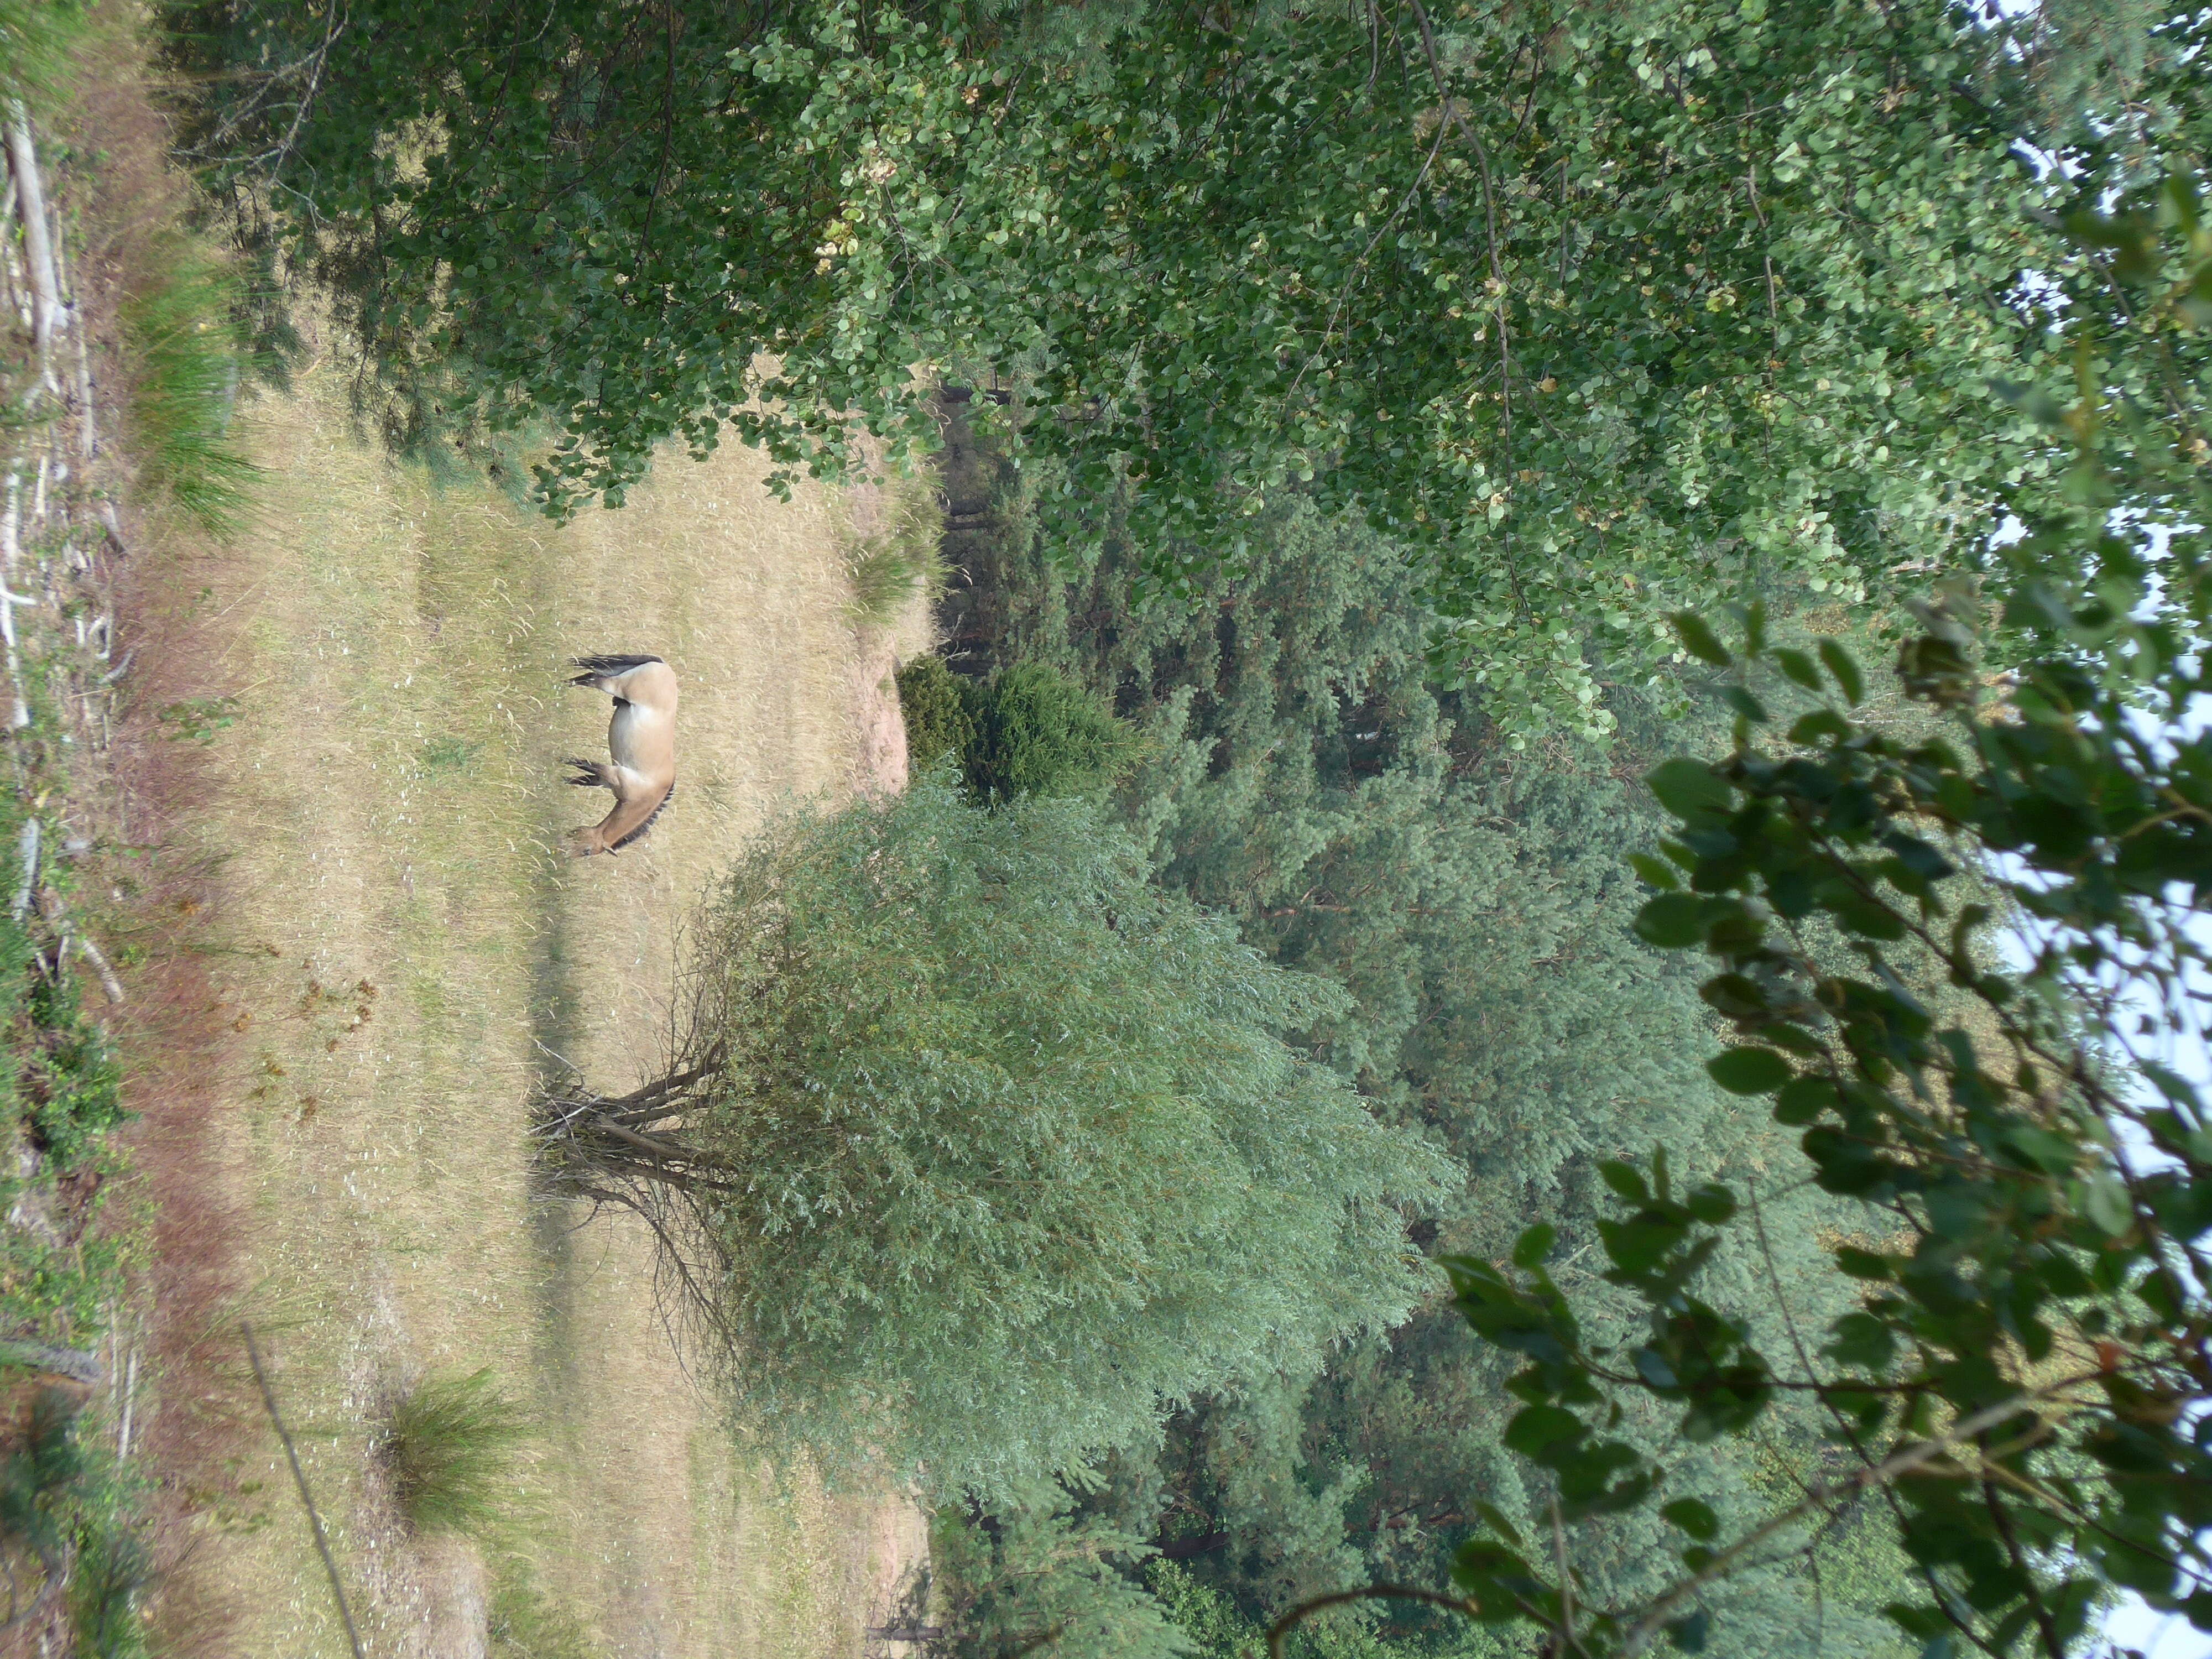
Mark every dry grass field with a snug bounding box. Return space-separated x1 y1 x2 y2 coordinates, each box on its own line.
122 359 932 1658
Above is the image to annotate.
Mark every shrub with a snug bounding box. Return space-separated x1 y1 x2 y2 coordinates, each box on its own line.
380 1369 528 1537
964 660 1138 799
24 975 124 1170
894 654 974 775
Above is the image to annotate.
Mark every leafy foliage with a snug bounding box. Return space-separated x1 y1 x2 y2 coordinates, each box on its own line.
1396 189 2212 1659
540 779 1449 1498
944 456 1893 1653
167 0 2199 735
896 654 977 774
933 1480 1195 1659
962 661 1140 799
900 655 1138 798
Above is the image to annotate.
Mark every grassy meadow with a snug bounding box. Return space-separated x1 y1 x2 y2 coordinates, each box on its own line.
125 356 930 1657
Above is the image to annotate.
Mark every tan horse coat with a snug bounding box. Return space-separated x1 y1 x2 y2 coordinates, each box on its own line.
565 654 678 857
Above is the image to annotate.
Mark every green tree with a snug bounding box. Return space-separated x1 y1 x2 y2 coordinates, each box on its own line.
168 0 2187 736
537 779 1449 1498
941 458 1896 1653
1295 176 2212 1659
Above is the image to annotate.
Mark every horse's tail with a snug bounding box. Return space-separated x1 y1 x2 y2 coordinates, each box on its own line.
570 653 664 686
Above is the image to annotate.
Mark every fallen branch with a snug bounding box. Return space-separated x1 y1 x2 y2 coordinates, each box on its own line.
0 1339 100 1387
68 927 125 1006
71 308 95 458
11 817 35 919
0 579 35 731
34 890 124 1005
2 104 59 400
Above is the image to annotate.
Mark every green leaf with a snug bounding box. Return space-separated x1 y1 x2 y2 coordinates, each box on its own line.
1773 1076 1834 1126
1672 612 1732 666
1667 1609 1712 1652
1773 647 1823 692
1707 1046 1793 1095
2084 1173 2133 1237
1646 759 1733 823
1635 892 1707 950
1720 684 1768 724
1504 1404 1585 1458
1629 852 1681 890
1824 1311 1895 1371
1661 1497 1720 1540
1598 1161 1650 1204
1817 640 1864 706
1512 1224 1557 1269
1684 1183 1737 1225
1834 1247 1894 1280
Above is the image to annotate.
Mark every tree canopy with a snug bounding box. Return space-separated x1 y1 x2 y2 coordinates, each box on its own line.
1327 175 2212 1659
539 780 1448 1498
171 0 2197 736
926 446 1896 1655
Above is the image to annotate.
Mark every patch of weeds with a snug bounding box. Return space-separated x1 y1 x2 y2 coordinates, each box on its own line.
0 0 92 109
419 735 477 773
379 1369 530 1537
23 972 124 1169
154 696 238 745
844 483 947 628
0 1387 152 1653
121 235 260 535
488 1554 596 1659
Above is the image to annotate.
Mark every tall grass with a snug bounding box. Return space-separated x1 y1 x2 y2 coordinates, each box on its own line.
70 1515 154 1659
379 1369 529 1537
844 481 946 628
121 237 259 535
0 0 90 107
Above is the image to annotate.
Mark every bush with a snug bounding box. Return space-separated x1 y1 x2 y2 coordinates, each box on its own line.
894 654 974 775
380 1369 528 1537
963 661 1138 799
24 975 124 1170
896 656 1138 800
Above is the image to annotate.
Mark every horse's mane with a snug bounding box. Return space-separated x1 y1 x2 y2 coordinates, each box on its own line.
609 780 675 852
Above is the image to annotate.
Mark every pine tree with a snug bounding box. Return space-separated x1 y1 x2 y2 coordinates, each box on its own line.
938 470 1905 1653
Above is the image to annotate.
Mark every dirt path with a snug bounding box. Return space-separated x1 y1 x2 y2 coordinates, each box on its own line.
124 361 931 1657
